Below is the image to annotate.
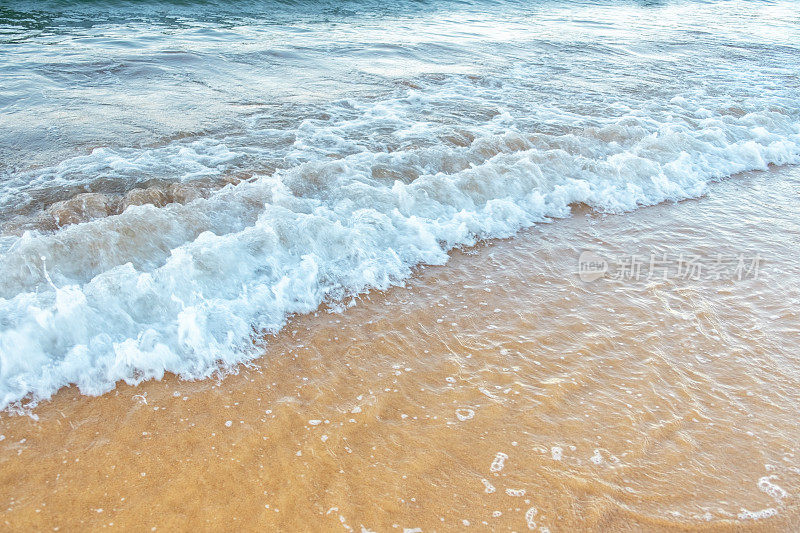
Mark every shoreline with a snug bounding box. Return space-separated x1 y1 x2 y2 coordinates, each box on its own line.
2 165 800 531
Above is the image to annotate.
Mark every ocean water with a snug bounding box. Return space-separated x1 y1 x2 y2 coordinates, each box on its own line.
0 0 799 410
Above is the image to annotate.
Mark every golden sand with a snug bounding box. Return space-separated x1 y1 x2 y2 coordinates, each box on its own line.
1 167 799 531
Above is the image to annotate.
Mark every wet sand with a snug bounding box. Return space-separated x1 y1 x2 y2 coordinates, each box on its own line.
1 166 799 532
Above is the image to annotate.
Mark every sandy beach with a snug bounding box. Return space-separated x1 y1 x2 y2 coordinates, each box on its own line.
2 165 799 531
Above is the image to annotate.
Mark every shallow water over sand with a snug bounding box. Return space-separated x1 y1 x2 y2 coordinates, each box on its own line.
1 166 799 531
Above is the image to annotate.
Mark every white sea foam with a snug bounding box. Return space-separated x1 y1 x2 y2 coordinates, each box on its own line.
456 408 475 421
737 507 778 521
591 449 604 465
525 507 538 530
490 452 508 473
1 33 800 410
758 476 788 501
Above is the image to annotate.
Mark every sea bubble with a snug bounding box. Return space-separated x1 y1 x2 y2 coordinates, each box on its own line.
456 408 475 421
490 452 508 473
